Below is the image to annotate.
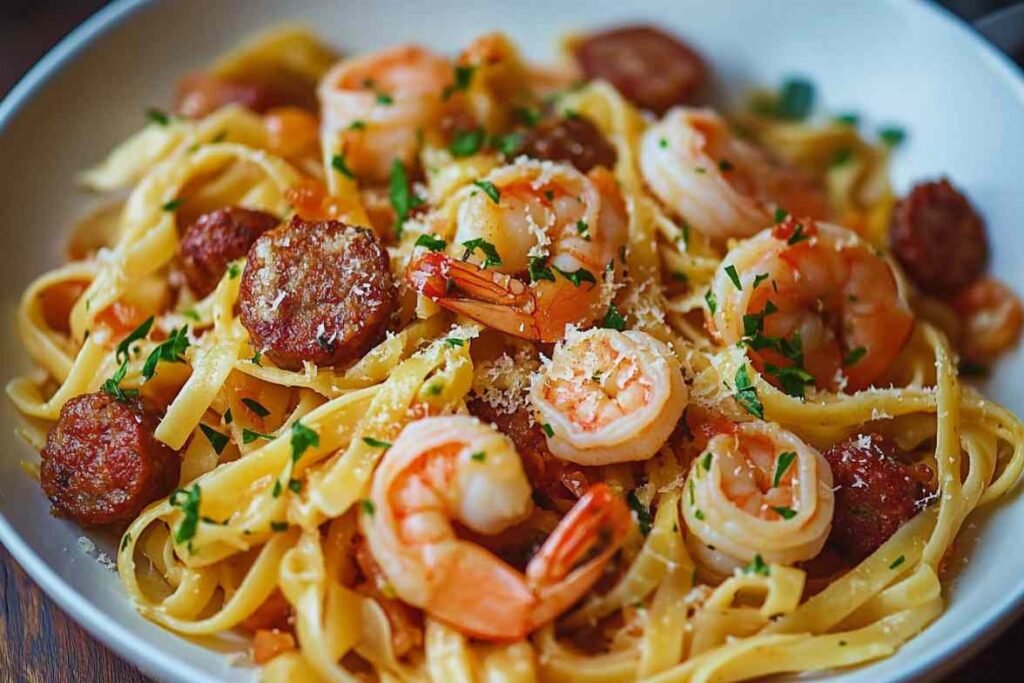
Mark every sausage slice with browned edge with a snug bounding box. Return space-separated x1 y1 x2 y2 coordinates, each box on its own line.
573 25 706 113
515 116 617 173
239 216 396 369
823 433 934 562
179 207 280 298
890 178 988 297
41 392 181 527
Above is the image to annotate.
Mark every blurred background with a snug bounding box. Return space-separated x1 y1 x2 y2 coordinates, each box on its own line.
0 0 1021 96
0 1 1021 682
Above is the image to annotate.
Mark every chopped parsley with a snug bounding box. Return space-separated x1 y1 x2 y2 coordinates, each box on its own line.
528 256 555 283
444 337 465 347
472 179 501 204
241 397 270 417
360 499 376 515
787 223 810 245
242 428 274 444
470 451 486 462
182 309 200 322
330 153 356 179
773 207 789 223
120 533 131 552
461 238 502 268
553 266 596 287
116 317 154 363
449 128 485 157
375 91 394 105
626 490 652 536
695 509 705 521
199 424 229 455
415 233 446 251
491 132 522 157
705 289 717 314
772 451 797 488
227 262 241 279
388 160 424 237
288 479 302 493
842 346 867 367
718 159 734 172
290 420 319 463
541 423 554 438
602 302 626 331
733 366 764 419
659 137 668 149
141 326 190 381
772 505 797 520
251 350 263 366
889 555 906 569
443 64 476 100
879 126 906 148
161 198 183 212
515 106 542 127
764 363 814 399
725 265 742 290
362 436 392 449
224 409 233 425
348 120 366 131
576 220 590 240
701 452 712 471
101 360 137 402
834 113 859 126
169 484 201 545
753 273 770 289
831 148 853 167
270 521 289 532
774 78 815 121
745 553 770 576
272 480 283 498
146 108 171 126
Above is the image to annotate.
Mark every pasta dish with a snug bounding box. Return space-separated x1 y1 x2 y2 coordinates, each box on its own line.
8 23 1024 682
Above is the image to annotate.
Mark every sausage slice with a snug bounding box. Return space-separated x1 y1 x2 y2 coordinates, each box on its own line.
179 207 280 297
515 116 617 173
41 392 180 526
823 433 933 562
573 25 706 113
239 216 396 369
890 178 988 296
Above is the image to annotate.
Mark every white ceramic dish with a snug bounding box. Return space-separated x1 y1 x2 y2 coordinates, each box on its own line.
1 1 1022 681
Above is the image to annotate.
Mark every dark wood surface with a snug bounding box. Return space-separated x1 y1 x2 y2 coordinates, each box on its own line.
2 1 1024 682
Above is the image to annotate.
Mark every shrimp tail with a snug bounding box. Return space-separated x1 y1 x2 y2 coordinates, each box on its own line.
407 252 543 339
525 483 631 627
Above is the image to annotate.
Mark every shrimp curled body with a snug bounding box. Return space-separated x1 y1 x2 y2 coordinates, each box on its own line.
406 159 628 342
361 416 631 641
683 420 834 574
319 45 454 183
711 218 914 393
640 107 828 239
531 328 688 465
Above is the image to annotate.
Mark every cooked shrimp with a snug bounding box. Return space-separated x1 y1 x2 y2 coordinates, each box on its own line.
640 107 829 239
710 217 914 392
683 420 834 574
361 416 631 641
406 159 628 342
531 328 688 465
318 45 454 182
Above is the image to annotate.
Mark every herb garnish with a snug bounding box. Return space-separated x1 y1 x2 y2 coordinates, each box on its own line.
461 238 502 268
362 436 392 449
169 484 201 545
528 256 555 283
472 179 501 204
602 303 626 331
415 233 447 252
733 366 764 419
242 428 275 444
553 266 596 287
772 451 797 488
199 424 229 455
331 153 356 179
449 128 485 157
388 160 424 238
241 397 270 417
745 553 770 576
772 506 797 520
290 420 319 463
141 326 189 381
626 490 652 536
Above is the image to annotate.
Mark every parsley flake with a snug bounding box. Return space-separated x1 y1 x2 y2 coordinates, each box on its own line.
842 346 867 367
461 238 502 268
362 436 392 449
415 233 447 252
626 490 652 536
745 553 770 576
725 265 742 290
553 266 596 287
772 505 797 520
388 160 424 237
890 555 906 569
772 451 797 488
290 420 319 463
241 397 270 417
141 326 189 381
161 198 183 212
775 78 815 121
541 423 554 438
449 128 484 157
242 428 274 444
528 256 555 283
199 424 229 455
331 153 356 179
602 303 626 331
169 484 201 544
733 366 764 419
472 179 501 204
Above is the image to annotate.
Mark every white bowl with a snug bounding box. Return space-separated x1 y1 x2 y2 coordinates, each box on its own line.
1 1 1022 681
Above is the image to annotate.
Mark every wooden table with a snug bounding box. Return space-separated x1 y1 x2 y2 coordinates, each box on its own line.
2 1 1024 681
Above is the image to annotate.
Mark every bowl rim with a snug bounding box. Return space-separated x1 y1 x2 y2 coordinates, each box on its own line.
0 1 1023 681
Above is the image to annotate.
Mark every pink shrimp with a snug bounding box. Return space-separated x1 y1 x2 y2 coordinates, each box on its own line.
406 160 628 342
318 45 455 182
360 416 630 640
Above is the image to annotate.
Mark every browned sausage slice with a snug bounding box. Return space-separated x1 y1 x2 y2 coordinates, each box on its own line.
890 178 988 296
515 116 617 173
41 392 180 526
822 433 933 562
179 207 280 298
573 25 706 113
239 217 396 369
